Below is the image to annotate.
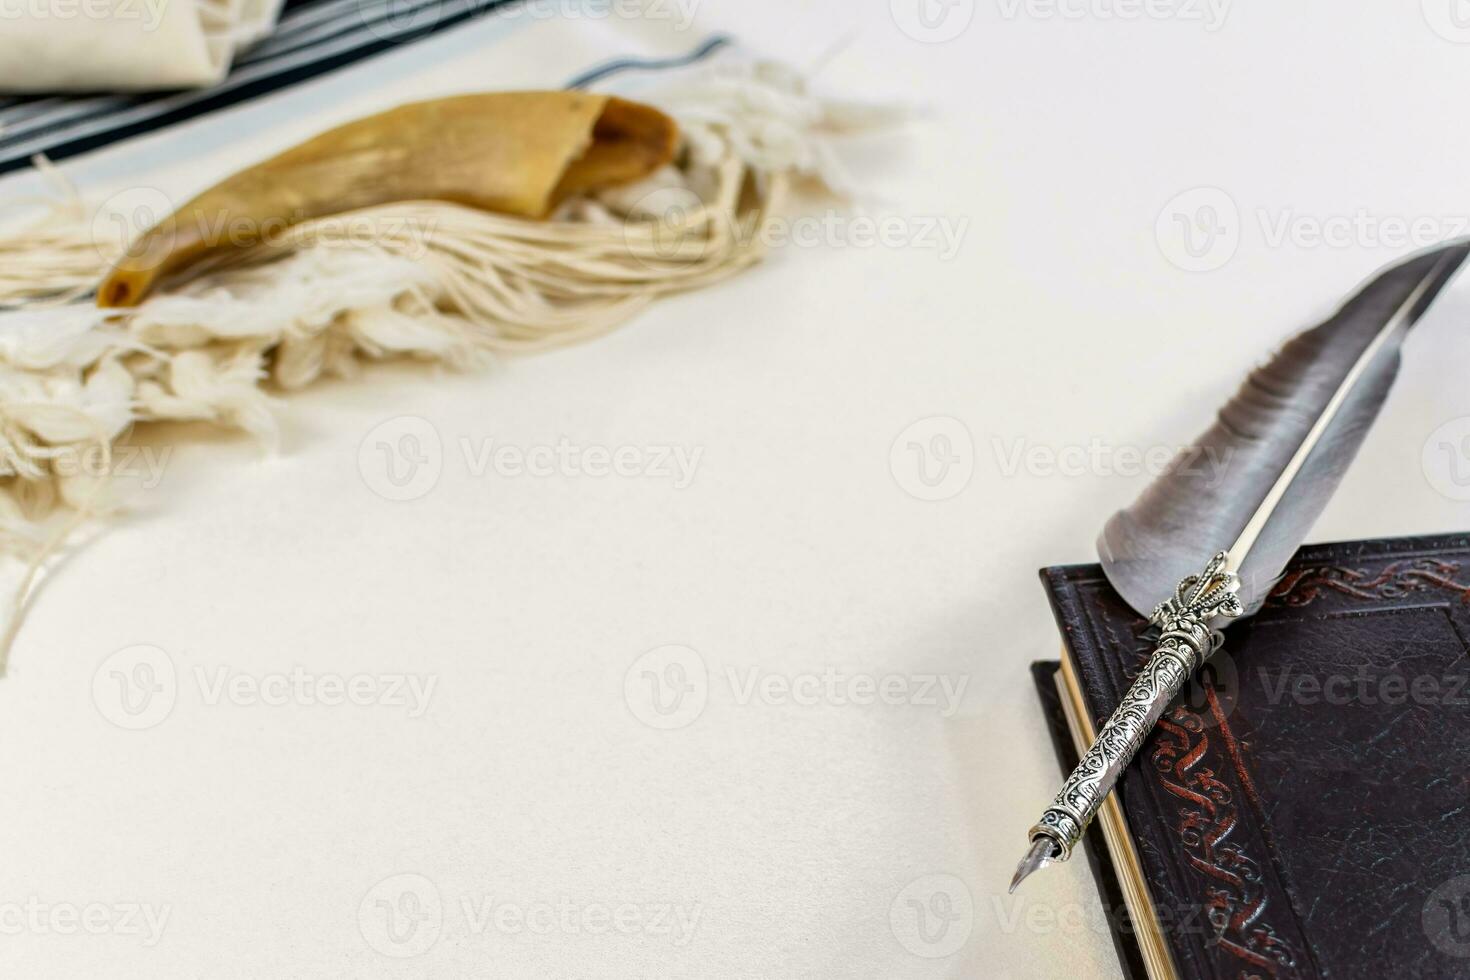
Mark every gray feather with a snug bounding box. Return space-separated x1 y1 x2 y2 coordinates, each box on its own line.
1099 242 1470 617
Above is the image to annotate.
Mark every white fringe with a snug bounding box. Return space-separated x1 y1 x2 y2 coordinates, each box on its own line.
0 60 890 667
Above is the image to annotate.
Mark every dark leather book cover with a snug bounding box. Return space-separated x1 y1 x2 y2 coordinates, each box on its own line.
1039 532 1470 980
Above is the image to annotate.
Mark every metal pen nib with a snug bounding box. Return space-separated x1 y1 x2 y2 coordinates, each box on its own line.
1010 836 1057 893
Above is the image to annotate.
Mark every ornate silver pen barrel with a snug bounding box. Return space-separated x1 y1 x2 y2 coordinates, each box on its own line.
1012 553 1242 890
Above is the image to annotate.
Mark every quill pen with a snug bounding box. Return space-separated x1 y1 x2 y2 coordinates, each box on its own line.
1012 241 1470 890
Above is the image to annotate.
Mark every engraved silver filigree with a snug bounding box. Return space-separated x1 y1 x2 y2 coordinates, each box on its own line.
1029 552 1242 860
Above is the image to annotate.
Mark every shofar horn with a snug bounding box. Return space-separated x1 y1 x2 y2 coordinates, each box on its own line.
98 92 678 308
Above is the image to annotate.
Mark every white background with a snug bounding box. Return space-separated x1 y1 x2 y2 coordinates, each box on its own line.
4 1 1470 976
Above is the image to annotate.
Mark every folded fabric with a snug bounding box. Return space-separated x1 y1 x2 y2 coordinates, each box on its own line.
0 0 283 91
0 0 517 174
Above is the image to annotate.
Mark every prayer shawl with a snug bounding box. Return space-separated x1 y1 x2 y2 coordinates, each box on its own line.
0 8 891 661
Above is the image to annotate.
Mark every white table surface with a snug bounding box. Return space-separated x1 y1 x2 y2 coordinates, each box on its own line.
5 1 1470 976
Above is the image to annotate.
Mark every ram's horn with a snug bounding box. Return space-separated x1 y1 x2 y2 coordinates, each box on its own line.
98 92 678 307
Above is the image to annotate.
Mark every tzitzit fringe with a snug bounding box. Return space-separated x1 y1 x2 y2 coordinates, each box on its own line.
0 60 888 669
